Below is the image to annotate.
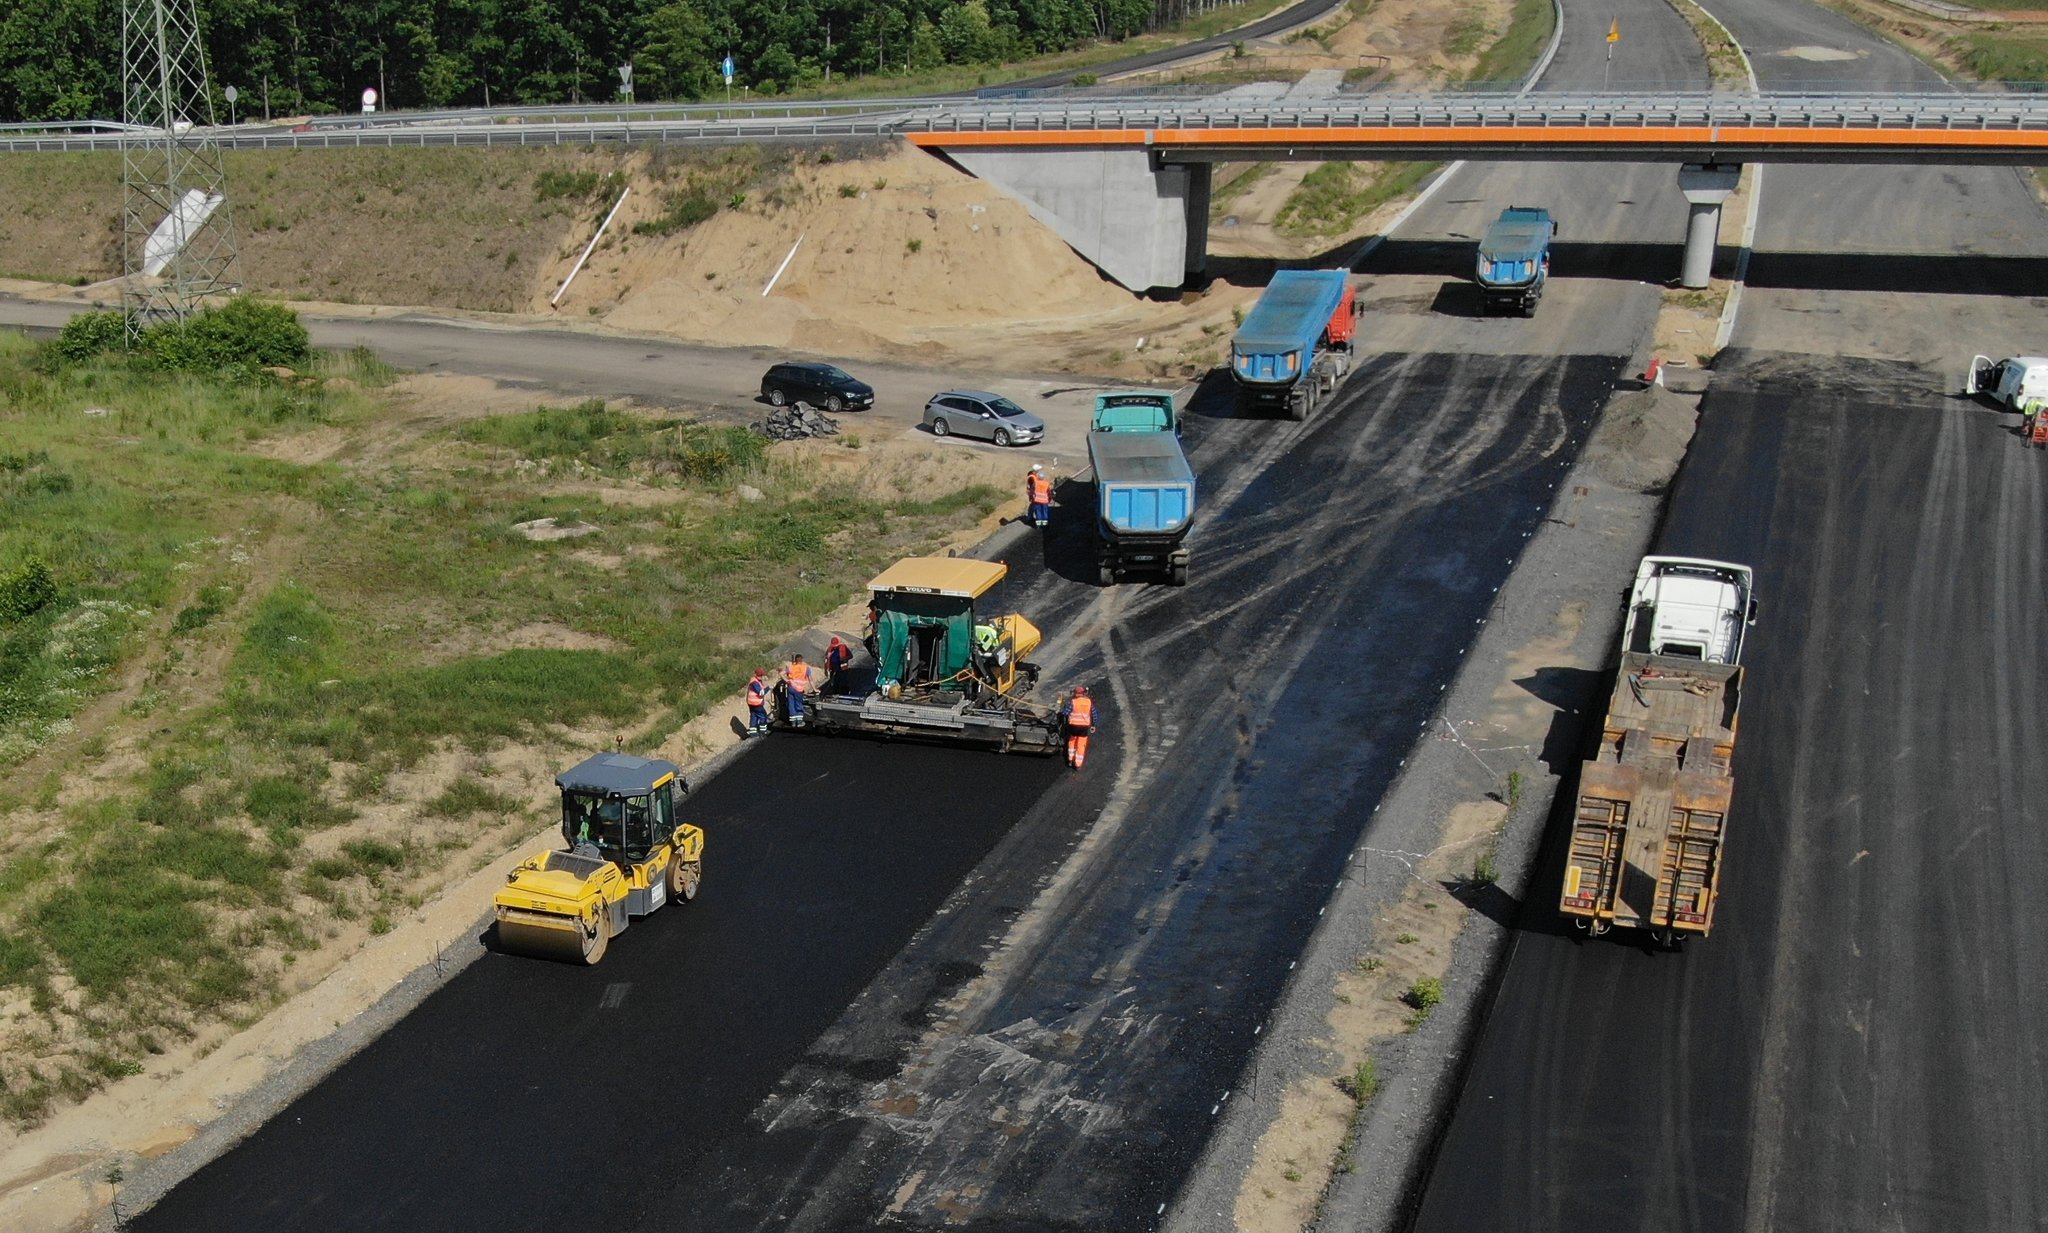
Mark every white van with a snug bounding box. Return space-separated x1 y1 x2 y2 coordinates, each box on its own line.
1965 354 2048 410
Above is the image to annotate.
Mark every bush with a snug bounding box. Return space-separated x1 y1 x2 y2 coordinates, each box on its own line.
0 557 57 624
142 298 311 373
1403 977 1444 1011
50 309 130 363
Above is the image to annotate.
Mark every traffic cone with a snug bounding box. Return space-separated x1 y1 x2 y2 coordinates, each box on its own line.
1643 356 1664 388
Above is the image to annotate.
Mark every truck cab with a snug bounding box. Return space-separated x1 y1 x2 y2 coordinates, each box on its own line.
1091 391 1178 434
1622 556 1757 665
1475 207 1556 317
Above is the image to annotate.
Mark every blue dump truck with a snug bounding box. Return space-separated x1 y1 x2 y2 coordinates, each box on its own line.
1087 391 1195 587
1228 269 1358 421
1475 206 1556 317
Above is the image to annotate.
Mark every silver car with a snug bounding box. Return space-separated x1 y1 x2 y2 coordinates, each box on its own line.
922 390 1046 447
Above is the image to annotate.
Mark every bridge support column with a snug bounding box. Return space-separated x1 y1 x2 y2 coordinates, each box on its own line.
937 145 1205 293
1678 164 1741 289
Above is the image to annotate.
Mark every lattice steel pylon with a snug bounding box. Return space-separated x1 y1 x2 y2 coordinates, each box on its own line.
121 0 240 337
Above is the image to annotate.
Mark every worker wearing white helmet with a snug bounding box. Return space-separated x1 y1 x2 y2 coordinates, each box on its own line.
1026 464 1053 528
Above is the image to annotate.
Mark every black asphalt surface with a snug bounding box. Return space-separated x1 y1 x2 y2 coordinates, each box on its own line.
133 349 1621 1232
1412 353 2048 1232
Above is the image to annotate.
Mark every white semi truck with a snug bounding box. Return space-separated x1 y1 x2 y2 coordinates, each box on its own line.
1560 557 1757 945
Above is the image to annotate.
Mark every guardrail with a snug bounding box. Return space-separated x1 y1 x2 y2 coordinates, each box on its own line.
12 91 2048 154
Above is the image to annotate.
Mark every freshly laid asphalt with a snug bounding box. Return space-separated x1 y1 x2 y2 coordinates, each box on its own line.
133 345 1622 1232
1411 353 2048 1232
1409 2 2048 1230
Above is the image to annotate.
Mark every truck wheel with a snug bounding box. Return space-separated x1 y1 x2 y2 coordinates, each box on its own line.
1098 562 1115 586
768 387 788 407
668 858 702 903
1170 562 1189 587
931 418 950 437
1286 393 1307 423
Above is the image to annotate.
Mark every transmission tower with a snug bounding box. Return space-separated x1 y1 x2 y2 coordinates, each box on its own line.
121 0 240 337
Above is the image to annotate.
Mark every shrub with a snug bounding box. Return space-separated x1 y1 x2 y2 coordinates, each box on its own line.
1404 977 1444 1011
534 169 601 201
838 183 860 198
1071 73 1098 87
142 298 311 373
50 309 130 363
0 557 58 623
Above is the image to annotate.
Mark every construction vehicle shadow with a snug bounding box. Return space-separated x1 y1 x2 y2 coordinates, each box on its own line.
1178 368 1257 423
1428 280 1488 319
1444 876 1522 932
1513 666 1606 775
1038 479 1112 585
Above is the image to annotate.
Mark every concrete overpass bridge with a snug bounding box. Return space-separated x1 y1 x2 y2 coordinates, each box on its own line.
10 89 2048 291
905 90 2048 290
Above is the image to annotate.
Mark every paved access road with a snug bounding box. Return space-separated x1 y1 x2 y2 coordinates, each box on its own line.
1413 3 2048 1230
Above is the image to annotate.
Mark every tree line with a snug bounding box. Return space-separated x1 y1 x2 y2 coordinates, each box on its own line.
0 0 1249 122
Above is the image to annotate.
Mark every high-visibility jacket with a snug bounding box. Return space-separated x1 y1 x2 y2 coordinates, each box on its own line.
1066 695 1094 729
826 641 851 671
1027 473 1053 504
746 679 767 707
786 662 812 692
974 623 1000 652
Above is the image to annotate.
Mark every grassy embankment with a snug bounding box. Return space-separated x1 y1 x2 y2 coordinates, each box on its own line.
1269 0 1559 239
0 331 998 1124
1812 0 2048 193
0 144 853 312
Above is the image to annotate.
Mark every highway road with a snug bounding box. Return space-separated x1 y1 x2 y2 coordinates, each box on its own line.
113 3 1702 1231
129 354 1621 1233
1411 3 2048 1231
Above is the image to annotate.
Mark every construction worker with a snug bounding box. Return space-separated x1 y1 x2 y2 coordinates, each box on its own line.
1062 686 1095 769
824 636 853 692
783 654 813 726
744 668 771 737
1026 464 1053 528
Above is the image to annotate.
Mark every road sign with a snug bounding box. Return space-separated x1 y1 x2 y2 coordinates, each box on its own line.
1607 19 1619 43
722 54 735 85
361 86 378 114
617 62 633 88
223 85 238 102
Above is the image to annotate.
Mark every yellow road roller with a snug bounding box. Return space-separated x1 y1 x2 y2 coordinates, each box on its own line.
493 750 704 964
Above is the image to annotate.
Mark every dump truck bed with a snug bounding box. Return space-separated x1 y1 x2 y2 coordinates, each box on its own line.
1560 652 1740 938
1089 431 1195 534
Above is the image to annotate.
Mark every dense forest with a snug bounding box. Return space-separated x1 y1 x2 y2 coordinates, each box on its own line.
0 0 1247 121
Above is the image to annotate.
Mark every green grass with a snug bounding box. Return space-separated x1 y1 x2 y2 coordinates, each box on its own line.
1467 0 1560 87
1209 162 1274 216
424 778 521 818
0 327 1007 1124
1947 31 2048 87
1275 160 1439 237
1445 7 1491 59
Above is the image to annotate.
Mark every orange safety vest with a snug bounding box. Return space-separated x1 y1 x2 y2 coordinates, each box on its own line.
786 662 812 692
1067 695 1094 728
1027 473 1053 504
746 679 767 706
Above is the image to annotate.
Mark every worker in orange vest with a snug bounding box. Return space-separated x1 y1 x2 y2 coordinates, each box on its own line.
783 654 813 727
744 668 771 737
1062 686 1095 768
1026 464 1054 528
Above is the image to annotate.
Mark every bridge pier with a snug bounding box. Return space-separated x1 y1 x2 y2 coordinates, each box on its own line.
936 146 1209 294
1678 163 1742 289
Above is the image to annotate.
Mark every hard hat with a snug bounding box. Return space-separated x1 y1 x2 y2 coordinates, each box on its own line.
1073 685 1088 695
1031 464 1043 472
